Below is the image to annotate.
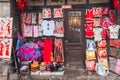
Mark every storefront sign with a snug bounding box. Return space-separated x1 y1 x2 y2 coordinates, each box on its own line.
46 0 65 5
67 0 86 4
27 0 44 6
62 5 72 9
89 0 109 4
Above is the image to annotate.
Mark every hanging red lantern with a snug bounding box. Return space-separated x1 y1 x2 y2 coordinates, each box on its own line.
113 0 120 9
16 0 27 12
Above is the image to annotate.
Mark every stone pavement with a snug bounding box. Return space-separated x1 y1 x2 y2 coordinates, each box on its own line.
0 60 120 80
0 60 11 80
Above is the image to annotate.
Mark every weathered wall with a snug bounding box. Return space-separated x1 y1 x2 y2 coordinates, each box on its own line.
10 0 19 37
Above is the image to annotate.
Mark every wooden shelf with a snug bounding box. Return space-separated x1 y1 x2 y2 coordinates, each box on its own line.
109 70 120 76
108 55 120 59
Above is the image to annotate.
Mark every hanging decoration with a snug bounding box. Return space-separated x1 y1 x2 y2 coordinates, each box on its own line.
16 0 27 37
113 0 120 9
16 0 27 12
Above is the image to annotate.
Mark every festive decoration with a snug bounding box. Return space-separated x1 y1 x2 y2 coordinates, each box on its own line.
113 0 120 9
16 0 27 12
16 0 27 37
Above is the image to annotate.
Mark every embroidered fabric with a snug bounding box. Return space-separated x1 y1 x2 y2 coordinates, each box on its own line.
85 23 94 37
54 38 64 62
85 60 96 71
54 8 63 18
17 42 42 62
100 17 113 30
86 39 96 51
97 49 107 59
42 8 51 19
92 7 102 17
108 25 120 39
42 20 55 36
93 27 102 41
54 20 64 37
85 9 94 23
86 50 96 60
97 40 107 48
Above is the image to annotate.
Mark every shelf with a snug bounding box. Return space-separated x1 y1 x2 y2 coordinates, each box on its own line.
108 55 120 59
109 46 120 49
109 70 120 76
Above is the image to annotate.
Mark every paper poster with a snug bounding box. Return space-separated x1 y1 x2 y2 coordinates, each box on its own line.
0 39 12 60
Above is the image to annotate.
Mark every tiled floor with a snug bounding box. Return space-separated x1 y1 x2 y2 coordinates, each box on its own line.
0 60 120 80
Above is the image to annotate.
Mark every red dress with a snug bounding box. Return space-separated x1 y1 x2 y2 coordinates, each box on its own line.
85 23 94 37
44 38 52 64
92 7 102 17
85 9 94 23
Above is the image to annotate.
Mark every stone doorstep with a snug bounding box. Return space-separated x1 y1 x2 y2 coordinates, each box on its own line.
0 64 119 80
2 72 120 80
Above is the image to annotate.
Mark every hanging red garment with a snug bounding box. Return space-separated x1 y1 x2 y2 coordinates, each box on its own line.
102 6 109 15
113 0 120 9
0 40 4 56
109 10 116 24
54 38 64 62
44 38 53 64
85 9 94 23
117 3 120 13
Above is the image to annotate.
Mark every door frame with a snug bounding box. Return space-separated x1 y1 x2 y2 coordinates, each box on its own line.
63 9 86 67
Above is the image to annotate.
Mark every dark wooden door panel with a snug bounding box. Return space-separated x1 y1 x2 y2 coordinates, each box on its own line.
64 9 85 68
65 47 85 67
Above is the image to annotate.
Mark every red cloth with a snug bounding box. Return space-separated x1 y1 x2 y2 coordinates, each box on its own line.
0 43 4 56
102 29 110 39
85 23 94 37
85 9 94 23
109 10 116 24
44 38 52 64
102 6 109 15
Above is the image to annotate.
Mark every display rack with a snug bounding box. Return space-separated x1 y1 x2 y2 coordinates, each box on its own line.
108 40 120 76
108 5 120 77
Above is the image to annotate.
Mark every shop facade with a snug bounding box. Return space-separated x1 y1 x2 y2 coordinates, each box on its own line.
1 0 120 80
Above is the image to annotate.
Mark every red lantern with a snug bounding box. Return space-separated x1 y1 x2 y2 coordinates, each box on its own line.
113 0 120 9
16 0 27 12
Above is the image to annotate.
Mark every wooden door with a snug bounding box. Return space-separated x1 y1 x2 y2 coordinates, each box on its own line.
63 10 86 68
